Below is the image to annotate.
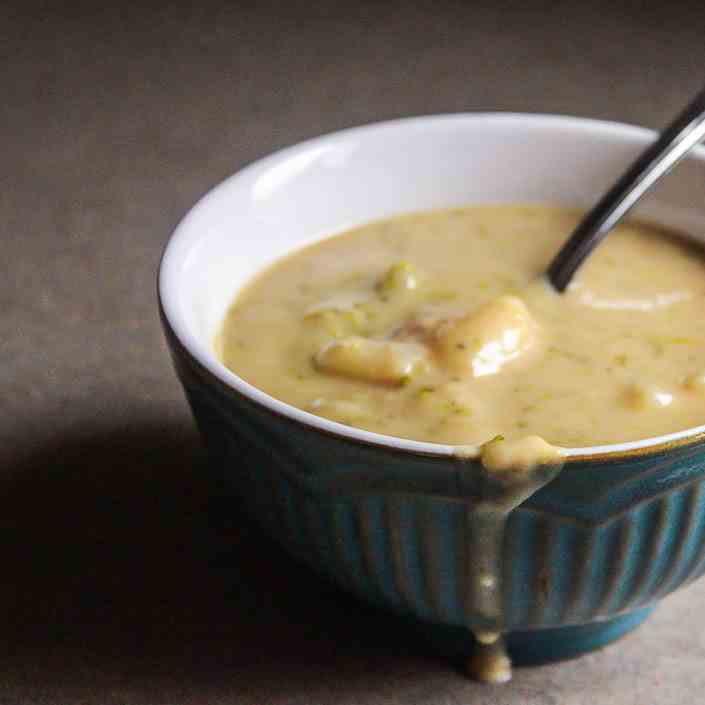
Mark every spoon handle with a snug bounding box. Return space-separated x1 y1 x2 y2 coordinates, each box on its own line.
547 86 705 292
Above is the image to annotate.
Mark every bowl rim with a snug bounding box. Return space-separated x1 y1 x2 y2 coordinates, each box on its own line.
158 111 705 465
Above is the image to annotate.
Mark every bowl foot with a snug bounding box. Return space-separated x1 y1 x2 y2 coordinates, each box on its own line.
416 606 655 668
507 606 655 665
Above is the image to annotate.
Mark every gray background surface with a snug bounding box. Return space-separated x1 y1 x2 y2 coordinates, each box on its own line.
3 2 705 703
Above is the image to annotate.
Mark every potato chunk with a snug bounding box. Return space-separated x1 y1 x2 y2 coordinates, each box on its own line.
620 382 674 410
434 296 538 377
314 336 426 386
480 435 563 476
303 292 372 337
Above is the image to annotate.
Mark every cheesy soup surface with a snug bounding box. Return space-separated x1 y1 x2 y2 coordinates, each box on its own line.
218 206 705 447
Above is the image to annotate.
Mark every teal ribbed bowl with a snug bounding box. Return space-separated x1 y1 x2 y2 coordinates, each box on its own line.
158 114 705 667
164 323 705 664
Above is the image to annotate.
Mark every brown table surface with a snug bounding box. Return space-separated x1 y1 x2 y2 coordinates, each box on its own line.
4 2 705 703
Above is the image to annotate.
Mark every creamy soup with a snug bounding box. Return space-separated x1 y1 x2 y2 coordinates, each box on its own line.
218 206 705 448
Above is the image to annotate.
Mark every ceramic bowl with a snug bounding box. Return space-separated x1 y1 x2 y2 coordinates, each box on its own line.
159 114 705 666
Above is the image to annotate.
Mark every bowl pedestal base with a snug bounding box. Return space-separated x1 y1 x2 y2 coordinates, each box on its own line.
416 606 655 667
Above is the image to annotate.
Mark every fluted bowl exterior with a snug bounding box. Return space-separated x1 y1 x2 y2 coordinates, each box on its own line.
166 325 705 633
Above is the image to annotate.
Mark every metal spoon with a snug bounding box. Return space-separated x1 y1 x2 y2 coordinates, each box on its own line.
547 85 705 292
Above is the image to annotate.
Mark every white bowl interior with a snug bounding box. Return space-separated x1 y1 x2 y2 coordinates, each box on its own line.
160 113 705 457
